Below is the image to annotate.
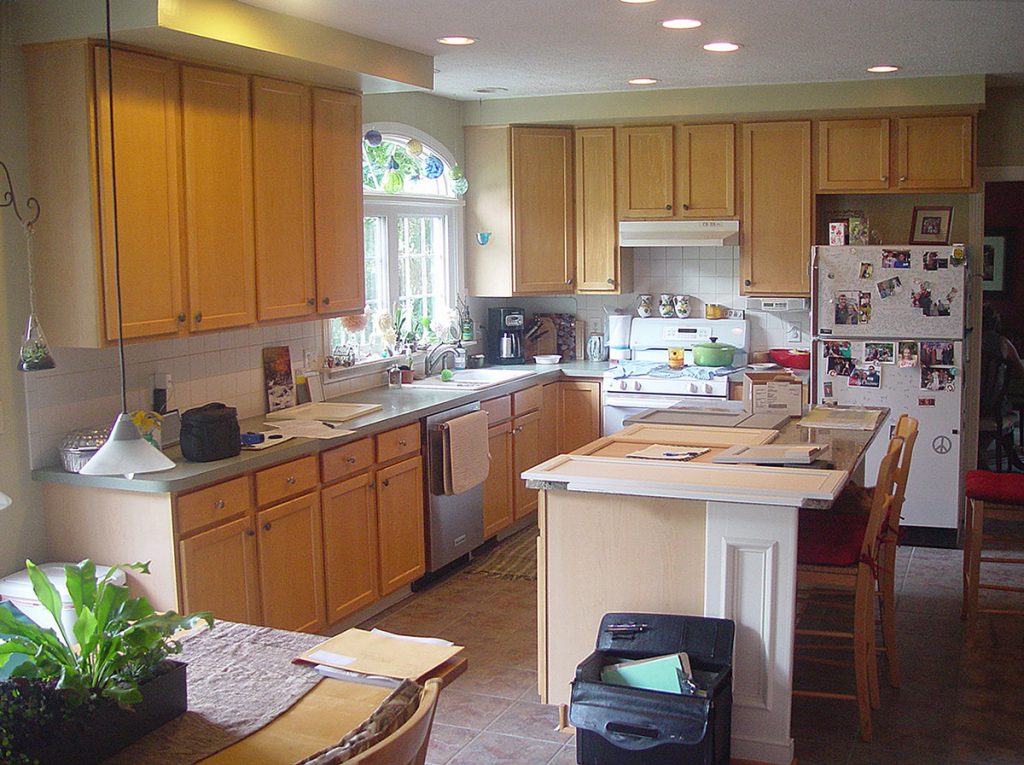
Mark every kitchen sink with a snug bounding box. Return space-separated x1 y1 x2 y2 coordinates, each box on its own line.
406 368 536 390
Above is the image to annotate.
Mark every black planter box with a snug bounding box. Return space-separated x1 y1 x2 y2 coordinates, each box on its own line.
25 660 188 765
569 613 734 765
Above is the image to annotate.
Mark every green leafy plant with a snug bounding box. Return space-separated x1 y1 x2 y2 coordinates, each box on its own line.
0 560 212 709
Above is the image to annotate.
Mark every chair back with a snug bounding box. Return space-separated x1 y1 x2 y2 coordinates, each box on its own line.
349 679 442 765
889 415 919 529
860 436 904 565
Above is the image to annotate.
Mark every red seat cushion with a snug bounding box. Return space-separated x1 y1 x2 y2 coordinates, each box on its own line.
965 470 1024 505
798 510 867 567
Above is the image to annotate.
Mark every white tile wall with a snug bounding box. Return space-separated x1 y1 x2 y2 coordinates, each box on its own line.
22 320 392 469
468 246 810 356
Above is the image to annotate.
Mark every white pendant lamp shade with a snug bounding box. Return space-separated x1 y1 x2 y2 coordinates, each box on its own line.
78 413 175 479
0 492 11 510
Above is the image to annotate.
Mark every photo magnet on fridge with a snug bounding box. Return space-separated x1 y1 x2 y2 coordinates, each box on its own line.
920 341 955 367
823 340 852 358
921 366 956 392
849 364 881 388
865 342 896 364
898 341 919 368
918 397 936 407
881 249 912 268
859 262 874 279
827 357 856 377
876 276 903 299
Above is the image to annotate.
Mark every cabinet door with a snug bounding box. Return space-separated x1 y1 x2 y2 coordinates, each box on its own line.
676 124 735 216
312 88 365 314
558 381 602 453
575 127 618 292
538 382 560 462
511 126 575 293
617 126 674 218
896 116 973 191
182 66 256 331
95 49 185 341
178 516 260 623
740 121 812 296
512 410 541 520
257 491 325 632
816 119 890 191
483 422 513 538
377 456 426 594
252 77 316 321
322 473 379 622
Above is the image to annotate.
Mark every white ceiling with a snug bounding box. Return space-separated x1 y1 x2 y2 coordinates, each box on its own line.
242 0 1024 100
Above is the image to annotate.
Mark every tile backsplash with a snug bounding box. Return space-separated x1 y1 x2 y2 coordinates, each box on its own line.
468 246 810 355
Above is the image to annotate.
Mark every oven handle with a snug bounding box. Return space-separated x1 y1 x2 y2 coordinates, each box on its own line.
603 393 698 409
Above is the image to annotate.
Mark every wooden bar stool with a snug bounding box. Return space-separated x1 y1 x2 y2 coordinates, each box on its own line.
793 437 903 743
962 470 1024 620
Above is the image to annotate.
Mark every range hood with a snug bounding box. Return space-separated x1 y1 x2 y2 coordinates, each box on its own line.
619 219 740 248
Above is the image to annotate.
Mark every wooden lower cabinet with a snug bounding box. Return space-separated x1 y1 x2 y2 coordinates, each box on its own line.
178 516 260 624
377 456 426 595
512 410 542 520
322 473 380 623
538 382 559 462
558 381 602 453
484 421 514 538
256 491 326 632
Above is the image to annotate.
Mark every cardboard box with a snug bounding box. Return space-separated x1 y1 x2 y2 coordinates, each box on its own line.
743 372 803 415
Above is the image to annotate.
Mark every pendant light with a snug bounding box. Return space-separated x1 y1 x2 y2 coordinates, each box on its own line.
0 492 11 510
80 0 174 479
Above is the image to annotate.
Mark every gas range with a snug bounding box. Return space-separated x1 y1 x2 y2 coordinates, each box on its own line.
601 318 750 434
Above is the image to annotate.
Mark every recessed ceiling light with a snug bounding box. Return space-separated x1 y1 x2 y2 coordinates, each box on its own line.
628 77 659 85
620 0 657 4
436 36 476 46
661 18 702 29
703 41 741 53
866 65 900 73
474 86 509 94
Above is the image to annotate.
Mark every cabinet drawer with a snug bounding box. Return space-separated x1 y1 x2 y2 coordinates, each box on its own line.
512 385 543 415
376 422 420 463
255 455 319 507
321 437 375 484
481 394 512 423
177 476 252 537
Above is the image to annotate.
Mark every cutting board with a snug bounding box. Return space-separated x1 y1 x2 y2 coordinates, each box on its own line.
524 317 558 361
266 402 382 422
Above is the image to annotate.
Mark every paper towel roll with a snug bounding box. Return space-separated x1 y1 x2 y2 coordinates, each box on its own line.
607 314 632 361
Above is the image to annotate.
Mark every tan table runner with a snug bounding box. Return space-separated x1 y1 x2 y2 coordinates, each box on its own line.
105 622 325 765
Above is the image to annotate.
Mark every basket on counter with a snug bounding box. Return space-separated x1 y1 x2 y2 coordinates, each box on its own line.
59 427 110 473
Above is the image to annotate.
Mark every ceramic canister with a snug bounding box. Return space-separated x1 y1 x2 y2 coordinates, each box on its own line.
658 294 674 318
673 295 690 318
636 294 654 318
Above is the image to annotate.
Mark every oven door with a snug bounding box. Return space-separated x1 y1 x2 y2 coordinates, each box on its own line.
602 392 687 436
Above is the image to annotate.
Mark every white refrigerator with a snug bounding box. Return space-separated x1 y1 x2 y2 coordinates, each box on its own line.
811 245 968 532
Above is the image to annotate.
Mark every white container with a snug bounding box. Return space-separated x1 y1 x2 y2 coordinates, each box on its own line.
0 562 126 643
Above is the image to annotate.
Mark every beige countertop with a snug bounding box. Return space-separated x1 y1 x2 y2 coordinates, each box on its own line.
32 360 612 495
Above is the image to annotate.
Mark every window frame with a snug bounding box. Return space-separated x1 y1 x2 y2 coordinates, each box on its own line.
323 124 465 361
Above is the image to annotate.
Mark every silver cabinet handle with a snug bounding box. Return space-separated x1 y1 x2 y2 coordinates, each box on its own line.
398 439 407 447
513 425 524 434
307 298 315 306
177 312 186 323
286 476 296 485
382 478 390 488
246 528 255 537
263 522 272 531
881 175 888 182
744 279 752 287
665 204 672 210
214 499 225 510
322 296 331 305
899 176 907 182
565 277 574 285
606 278 615 286
346 456 356 464
682 203 689 211
194 311 203 323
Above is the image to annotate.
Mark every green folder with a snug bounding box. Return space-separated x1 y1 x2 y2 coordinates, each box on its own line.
600 652 691 695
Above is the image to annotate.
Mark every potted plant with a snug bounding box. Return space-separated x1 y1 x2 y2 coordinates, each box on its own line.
0 560 212 764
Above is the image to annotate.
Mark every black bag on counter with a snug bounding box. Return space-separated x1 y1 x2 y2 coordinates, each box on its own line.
180 403 241 462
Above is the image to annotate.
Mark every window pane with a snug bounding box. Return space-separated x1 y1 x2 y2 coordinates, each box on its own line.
397 215 448 337
328 216 386 353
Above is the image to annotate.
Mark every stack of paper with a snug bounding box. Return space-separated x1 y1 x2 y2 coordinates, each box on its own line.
295 628 462 685
600 652 697 695
625 444 710 462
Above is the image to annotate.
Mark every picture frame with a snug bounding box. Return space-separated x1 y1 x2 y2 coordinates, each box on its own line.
982 228 1011 296
909 206 953 245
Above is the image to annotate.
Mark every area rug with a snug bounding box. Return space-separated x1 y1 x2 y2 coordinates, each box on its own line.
465 527 538 581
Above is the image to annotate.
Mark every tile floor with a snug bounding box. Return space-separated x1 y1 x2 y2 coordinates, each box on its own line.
359 538 1024 765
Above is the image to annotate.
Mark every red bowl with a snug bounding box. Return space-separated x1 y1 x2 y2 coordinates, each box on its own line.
769 348 811 369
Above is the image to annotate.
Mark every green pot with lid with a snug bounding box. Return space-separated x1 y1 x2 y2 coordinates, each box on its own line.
692 336 737 367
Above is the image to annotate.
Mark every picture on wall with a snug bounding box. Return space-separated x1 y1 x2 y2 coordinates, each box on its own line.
263 346 296 412
909 206 954 245
983 228 1011 296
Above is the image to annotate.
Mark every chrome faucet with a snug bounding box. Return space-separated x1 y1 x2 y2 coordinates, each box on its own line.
424 343 457 376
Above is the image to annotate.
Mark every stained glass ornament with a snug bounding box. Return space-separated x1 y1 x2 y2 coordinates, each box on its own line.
452 176 469 196
406 139 423 156
425 155 444 179
18 312 55 371
388 157 400 170
450 165 464 180
364 129 383 146
383 170 404 194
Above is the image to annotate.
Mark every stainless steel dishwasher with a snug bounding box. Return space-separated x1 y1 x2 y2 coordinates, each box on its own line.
424 401 485 572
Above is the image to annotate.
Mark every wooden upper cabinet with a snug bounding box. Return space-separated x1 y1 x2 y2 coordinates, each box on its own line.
817 119 890 191
896 115 973 190
675 124 735 217
95 48 185 342
178 516 260 624
617 126 674 218
312 88 365 314
256 491 325 632
252 77 316 321
377 455 426 594
322 473 379 622
575 127 619 293
740 121 812 297
182 66 256 331
512 126 575 293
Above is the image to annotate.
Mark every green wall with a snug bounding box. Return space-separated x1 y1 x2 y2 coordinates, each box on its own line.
979 86 1024 168
362 91 465 165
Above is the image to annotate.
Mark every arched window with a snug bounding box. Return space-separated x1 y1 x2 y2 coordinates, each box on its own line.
328 125 465 360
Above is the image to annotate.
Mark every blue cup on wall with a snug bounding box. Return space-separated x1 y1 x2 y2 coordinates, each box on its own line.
476 232 492 245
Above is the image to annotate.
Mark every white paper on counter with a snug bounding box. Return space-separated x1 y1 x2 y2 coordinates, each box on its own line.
262 421 356 439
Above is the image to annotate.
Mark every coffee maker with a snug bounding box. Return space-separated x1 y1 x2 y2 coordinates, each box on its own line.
487 307 525 365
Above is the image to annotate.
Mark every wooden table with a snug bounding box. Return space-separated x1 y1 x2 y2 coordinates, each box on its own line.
524 408 886 765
